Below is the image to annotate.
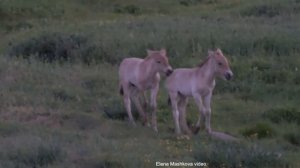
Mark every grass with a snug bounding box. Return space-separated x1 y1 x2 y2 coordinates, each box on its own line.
0 0 300 167
193 139 287 168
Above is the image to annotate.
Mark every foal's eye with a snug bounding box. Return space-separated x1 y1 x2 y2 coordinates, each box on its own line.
157 61 161 64
218 62 223 66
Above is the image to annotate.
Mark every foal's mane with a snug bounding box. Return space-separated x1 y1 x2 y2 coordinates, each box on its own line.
197 56 211 68
144 52 160 61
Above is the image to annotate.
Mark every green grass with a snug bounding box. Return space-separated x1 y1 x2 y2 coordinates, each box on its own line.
0 0 300 167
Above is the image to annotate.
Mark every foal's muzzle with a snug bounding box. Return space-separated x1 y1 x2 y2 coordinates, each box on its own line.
225 71 233 80
166 69 173 77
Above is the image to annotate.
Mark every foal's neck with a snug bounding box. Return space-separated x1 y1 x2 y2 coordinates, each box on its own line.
197 58 216 85
141 59 158 78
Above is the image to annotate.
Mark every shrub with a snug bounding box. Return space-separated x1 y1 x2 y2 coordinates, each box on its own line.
61 113 100 130
9 32 87 63
284 132 300 146
0 122 20 137
263 107 300 124
179 0 201 6
114 4 141 15
251 60 271 72
241 4 281 17
52 89 76 102
102 100 138 120
8 32 125 64
293 73 300 84
77 158 125 168
261 70 290 84
240 123 275 139
194 140 286 168
4 135 63 167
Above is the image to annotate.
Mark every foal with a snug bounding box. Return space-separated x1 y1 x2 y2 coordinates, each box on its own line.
119 49 173 131
165 49 233 135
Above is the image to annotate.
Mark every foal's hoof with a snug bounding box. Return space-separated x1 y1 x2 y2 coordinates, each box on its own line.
152 127 158 132
190 126 201 135
176 135 191 140
144 122 150 127
129 121 137 127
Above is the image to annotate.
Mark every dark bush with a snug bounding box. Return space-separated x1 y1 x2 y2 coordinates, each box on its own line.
5 22 33 32
253 36 295 56
261 70 289 84
61 113 100 130
9 33 87 62
241 4 280 17
293 73 300 84
114 5 141 15
263 107 300 124
251 60 271 71
0 123 20 137
7 137 63 167
179 0 204 6
240 123 275 139
77 158 125 168
52 89 76 102
8 32 124 64
194 141 286 168
284 133 300 146
103 101 128 120
102 99 139 121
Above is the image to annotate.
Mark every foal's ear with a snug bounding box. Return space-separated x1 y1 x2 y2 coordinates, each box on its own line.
208 50 214 56
147 49 154 56
216 48 223 54
160 48 167 56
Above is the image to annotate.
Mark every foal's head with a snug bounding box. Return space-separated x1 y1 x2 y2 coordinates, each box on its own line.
146 49 173 76
209 48 233 80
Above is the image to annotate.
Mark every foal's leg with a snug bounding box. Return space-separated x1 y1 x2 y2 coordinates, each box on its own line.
140 91 148 110
150 84 159 132
178 96 191 135
122 83 136 126
193 94 205 133
132 89 148 126
169 92 181 134
202 94 212 134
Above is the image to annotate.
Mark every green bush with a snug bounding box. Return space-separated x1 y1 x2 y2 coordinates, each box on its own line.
293 73 300 84
251 60 271 72
3 135 63 167
241 4 281 17
102 99 139 121
77 158 125 168
60 113 100 130
263 107 300 124
52 89 76 102
9 32 88 63
194 141 286 168
284 132 300 146
114 4 141 15
0 122 21 137
240 123 276 139
261 70 289 84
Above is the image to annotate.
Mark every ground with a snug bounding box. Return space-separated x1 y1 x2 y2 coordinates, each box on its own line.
0 0 299 167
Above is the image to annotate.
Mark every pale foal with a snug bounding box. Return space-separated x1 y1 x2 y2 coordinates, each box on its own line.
119 49 173 131
165 49 233 135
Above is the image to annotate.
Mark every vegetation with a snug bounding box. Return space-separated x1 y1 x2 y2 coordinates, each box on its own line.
0 0 299 167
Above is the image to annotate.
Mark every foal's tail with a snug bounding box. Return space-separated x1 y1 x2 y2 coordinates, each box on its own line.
167 95 171 106
119 85 124 96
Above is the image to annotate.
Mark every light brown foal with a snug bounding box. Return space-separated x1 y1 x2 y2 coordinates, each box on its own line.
119 49 173 131
165 49 233 135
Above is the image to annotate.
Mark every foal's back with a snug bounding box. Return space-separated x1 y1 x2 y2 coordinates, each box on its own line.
165 68 199 97
119 57 143 82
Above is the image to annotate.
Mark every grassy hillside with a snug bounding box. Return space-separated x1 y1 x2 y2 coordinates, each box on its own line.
0 0 300 167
